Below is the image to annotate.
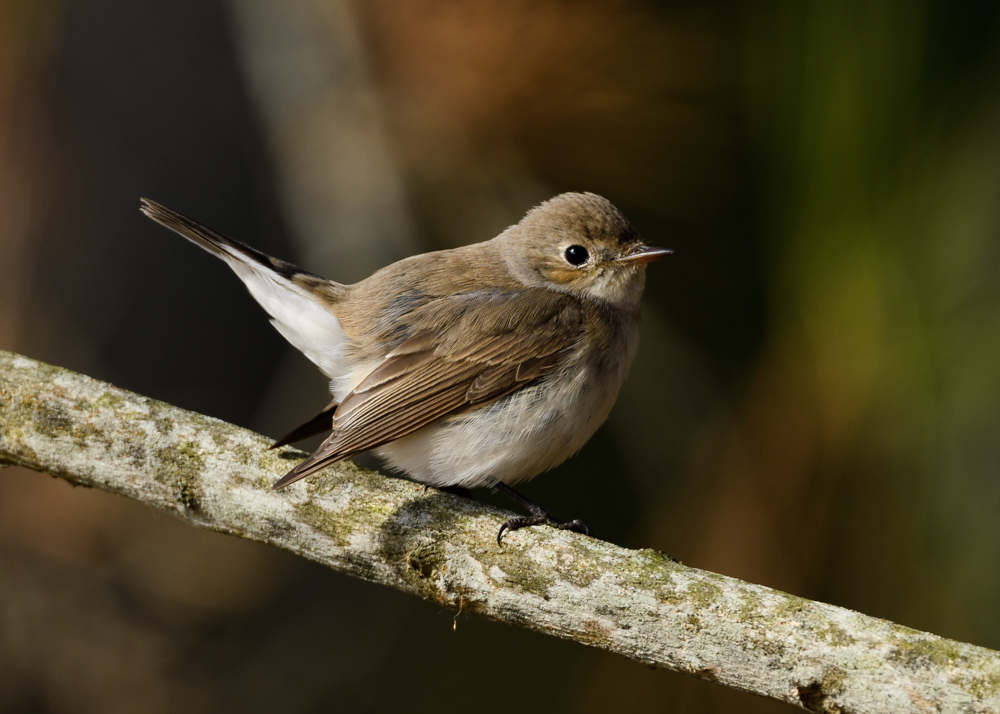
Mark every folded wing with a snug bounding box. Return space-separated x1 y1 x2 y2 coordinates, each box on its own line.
273 291 583 488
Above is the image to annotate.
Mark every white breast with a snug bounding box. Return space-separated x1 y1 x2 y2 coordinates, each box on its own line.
374 346 630 489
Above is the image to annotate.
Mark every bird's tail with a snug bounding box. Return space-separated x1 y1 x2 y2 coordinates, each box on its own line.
140 199 351 380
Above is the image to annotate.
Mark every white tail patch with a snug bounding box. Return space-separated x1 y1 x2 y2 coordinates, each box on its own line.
223 258 350 382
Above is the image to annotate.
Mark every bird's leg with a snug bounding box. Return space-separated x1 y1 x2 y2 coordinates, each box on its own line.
493 482 589 545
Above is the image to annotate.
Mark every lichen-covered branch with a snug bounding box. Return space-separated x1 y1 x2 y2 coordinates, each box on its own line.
0 349 997 713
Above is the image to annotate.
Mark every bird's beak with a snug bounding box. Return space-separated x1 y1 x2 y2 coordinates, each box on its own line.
614 245 674 265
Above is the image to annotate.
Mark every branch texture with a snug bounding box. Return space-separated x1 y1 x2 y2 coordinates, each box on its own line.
1 350 998 713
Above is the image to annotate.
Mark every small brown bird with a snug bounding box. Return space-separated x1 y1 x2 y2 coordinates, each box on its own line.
141 193 670 542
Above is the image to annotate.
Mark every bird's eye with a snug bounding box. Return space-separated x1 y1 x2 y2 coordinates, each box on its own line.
564 245 589 266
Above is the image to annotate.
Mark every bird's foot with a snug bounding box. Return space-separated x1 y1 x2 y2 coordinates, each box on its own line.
496 514 589 545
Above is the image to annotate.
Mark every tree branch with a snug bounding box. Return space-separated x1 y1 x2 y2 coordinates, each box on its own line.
1 349 997 713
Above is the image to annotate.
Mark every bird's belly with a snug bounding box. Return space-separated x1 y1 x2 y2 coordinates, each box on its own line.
375 364 622 489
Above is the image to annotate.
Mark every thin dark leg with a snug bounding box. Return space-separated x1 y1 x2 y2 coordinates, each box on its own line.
493 482 589 545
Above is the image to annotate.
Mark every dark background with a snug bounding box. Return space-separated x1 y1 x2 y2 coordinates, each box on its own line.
2 1 1000 711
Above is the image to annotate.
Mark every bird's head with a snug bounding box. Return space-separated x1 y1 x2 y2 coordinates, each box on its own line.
500 192 671 310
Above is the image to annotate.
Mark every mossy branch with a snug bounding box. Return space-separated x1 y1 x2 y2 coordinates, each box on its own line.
1 349 998 713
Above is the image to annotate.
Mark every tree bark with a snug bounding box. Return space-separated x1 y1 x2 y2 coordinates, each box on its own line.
1 349 998 713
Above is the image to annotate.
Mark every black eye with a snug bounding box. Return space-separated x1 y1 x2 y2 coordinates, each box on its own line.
564 245 589 266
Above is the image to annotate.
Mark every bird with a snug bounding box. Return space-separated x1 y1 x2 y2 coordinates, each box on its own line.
140 193 671 543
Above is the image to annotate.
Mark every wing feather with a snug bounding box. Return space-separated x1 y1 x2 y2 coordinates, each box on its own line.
272 292 584 488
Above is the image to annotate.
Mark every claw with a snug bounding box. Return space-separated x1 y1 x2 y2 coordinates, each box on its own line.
496 514 590 545
559 519 589 536
492 482 590 545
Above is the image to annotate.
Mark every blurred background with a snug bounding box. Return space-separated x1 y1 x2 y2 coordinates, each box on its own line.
1 0 999 711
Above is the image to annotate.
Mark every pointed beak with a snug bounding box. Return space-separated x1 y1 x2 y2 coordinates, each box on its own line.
614 245 674 265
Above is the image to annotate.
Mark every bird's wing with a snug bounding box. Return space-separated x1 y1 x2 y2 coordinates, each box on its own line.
140 199 349 379
272 291 584 488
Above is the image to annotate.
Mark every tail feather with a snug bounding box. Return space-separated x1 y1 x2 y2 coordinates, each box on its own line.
140 199 317 282
269 400 338 449
140 199 351 380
